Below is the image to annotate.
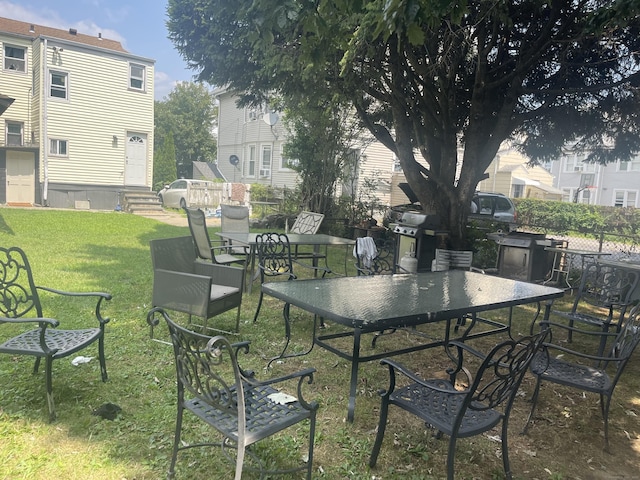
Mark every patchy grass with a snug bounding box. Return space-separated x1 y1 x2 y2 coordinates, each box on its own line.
0 206 639 479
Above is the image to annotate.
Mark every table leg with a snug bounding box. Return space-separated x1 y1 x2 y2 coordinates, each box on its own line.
347 328 362 423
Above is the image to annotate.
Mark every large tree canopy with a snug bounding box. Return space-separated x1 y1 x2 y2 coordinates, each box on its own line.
167 0 640 245
154 82 217 179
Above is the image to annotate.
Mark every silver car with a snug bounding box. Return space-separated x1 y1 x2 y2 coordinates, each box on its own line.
157 179 215 209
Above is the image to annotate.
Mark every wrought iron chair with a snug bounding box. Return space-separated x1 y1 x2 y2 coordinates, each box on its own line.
220 204 250 256
369 330 549 480
354 236 395 275
147 307 318 480
252 232 298 323
0 246 112 421
523 303 640 452
552 260 639 354
185 207 245 267
149 236 244 335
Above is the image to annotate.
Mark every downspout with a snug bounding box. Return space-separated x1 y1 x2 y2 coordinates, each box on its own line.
42 39 49 206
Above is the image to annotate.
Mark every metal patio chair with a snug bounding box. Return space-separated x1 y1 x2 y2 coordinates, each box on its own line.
149 236 244 335
552 260 639 354
288 211 328 267
353 236 395 276
523 303 640 452
148 307 318 480
185 207 245 267
369 330 549 480
0 246 112 421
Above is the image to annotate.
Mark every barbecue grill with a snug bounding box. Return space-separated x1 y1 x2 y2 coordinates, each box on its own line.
496 231 561 282
393 211 446 272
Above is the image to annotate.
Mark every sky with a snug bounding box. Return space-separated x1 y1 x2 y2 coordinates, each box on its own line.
1 0 195 100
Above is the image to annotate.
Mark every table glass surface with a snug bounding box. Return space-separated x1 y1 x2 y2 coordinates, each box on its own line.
216 232 355 246
598 258 640 271
263 270 563 329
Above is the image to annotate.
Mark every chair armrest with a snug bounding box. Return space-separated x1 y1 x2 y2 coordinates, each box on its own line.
36 286 112 325
153 269 213 318
0 316 62 355
292 259 332 275
249 367 318 411
379 358 465 397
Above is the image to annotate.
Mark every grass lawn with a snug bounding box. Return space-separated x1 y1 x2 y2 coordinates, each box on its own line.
0 206 639 479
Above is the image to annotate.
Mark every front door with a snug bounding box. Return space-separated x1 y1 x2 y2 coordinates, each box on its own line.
124 132 147 186
6 151 35 205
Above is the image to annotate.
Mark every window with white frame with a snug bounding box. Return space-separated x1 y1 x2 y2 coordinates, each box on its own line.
3 45 26 72
129 63 146 91
49 71 68 99
619 157 640 172
6 121 23 146
563 153 596 173
50 138 68 156
259 145 272 177
246 145 256 177
614 190 638 208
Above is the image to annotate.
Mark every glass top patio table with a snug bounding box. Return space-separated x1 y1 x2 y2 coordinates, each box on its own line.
216 232 355 293
262 270 564 421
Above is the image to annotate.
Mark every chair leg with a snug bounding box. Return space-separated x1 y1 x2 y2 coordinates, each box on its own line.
601 393 612 453
234 304 242 333
306 411 317 480
234 443 246 480
45 356 56 422
522 377 542 434
253 292 264 323
369 397 390 467
168 403 184 479
446 435 458 480
98 335 108 382
501 416 513 480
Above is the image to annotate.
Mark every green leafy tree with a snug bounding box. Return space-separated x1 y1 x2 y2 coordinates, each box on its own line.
167 0 640 246
153 132 177 191
154 82 217 179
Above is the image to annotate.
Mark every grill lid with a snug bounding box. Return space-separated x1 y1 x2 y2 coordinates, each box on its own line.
398 211 440 228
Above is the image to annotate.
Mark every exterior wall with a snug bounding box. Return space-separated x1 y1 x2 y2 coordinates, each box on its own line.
0 18 155 210
216 90 396 207
549 154 640 207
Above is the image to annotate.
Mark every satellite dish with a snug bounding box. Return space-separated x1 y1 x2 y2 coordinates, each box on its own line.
229 155 239 166
263 112 279 126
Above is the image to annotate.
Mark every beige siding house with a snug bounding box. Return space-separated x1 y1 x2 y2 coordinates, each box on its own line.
0 17 154 209
214 88 397 210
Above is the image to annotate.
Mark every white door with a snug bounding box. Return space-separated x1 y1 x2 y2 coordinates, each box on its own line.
6 151 35 205
125 132 147 186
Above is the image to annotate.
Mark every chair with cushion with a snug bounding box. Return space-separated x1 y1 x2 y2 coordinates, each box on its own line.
149 236 244 335
523 303 640 452
148 307 318 480
220 204 251 256
185 207 245 267
369 330 549 480
552 260 639 354
0 246 112 421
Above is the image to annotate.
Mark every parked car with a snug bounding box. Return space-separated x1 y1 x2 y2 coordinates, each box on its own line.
157 179 215 209
384 183 517 226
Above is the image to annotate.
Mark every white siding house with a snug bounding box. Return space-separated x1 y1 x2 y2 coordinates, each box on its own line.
214 88 397 208
0 16 155 209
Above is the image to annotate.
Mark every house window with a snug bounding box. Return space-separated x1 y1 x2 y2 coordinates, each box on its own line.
619 157 640 172
563 154 596 173
3 45 26 72
246 145 256 177
50 71 68 99
6 122 23 146
614 190 638 208
129 63 146 91
512 184 524 198
259 145 272 177
50 139 68 156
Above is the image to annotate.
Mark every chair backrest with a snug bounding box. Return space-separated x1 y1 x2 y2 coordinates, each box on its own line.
435 249 473 270
573 261 639 312
155 308 246 417
185 207 215 261
606 303 640 383
150 236 197 274
0 246 43 318
221 204 250 234
289 211 324 234
255 232 295 280
457 330 549 414
354 237 394 275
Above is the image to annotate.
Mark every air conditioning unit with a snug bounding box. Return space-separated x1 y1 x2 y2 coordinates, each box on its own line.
248 110 258 121
259 169 270 177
